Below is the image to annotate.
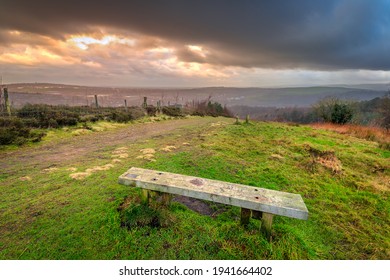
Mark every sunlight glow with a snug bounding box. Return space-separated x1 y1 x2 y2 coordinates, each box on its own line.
0 29 231 79
187 45 207 58
0 47 69 65
69 35 135 50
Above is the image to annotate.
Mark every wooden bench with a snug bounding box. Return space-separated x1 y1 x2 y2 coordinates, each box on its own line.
118 167 308 240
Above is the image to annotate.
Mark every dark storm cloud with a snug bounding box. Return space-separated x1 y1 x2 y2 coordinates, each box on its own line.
1 0 389 70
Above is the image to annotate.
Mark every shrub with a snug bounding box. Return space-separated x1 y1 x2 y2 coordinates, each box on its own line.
110 111 135 123
146 105 157 116
313 97 355 124
162 106 184 117
56 117 78 126
331 103 353 124
48 119 59 128
190 99 233 117
0 128 17 145
0 117 46 146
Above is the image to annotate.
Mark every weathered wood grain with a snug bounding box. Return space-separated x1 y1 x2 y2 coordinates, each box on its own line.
118 167 309 220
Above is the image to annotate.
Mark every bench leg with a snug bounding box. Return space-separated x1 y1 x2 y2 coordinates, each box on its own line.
252 210 263 220
141 190 171 207
260 213 274 241
141 189 150 205
161 193 172 206
240 208 251 226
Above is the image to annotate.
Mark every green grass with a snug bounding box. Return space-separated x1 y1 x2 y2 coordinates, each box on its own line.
0 118 388 259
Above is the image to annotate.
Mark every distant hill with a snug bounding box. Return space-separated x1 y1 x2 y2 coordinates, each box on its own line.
5 83 388 108
332 83 390 91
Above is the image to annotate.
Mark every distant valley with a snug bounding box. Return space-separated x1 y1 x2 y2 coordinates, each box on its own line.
5 83 389 108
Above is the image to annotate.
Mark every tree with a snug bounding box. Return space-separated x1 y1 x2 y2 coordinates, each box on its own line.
313 97 354 124
331 103 353 124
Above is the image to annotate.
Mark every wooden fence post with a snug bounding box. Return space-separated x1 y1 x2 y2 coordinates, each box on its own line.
94 95 99 108
4 87 11 116
142 97 147 109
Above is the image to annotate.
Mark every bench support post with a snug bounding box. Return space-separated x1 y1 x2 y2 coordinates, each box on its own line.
141 189 150 205
252 210 263 220
240 208 251 226
141 190 172 207
161 193 172 206
260 213 274 241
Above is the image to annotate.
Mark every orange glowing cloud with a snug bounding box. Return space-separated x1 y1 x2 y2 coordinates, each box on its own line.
0 28 234 81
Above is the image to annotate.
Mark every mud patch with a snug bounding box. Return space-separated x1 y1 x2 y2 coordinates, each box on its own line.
173 195 229 217
118 196 174 230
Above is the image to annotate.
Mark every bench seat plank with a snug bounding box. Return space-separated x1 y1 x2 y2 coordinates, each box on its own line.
119 167 308 220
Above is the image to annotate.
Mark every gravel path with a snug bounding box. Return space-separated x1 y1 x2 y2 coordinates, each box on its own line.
0 117 228 171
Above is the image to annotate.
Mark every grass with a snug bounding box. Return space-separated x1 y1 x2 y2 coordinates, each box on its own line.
0 117 389 259
311 123 390 150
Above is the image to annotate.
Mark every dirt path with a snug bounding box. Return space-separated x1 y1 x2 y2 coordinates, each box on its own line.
1 117 230 171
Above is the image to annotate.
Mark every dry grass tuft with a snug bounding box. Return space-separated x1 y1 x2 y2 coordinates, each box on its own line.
20 176 32 181
42 167 58 173
307 146 342 174
140 148 156 154
136 148 156 161
270 154 284 160
69 172 91 180
66 167 78 172
160 145 177 152
311 123 390 148
86 164 115 173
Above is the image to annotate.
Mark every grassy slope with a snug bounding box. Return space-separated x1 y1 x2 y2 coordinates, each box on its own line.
0 117 388 259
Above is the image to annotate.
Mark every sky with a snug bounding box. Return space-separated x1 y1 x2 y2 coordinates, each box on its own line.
0 0 390 87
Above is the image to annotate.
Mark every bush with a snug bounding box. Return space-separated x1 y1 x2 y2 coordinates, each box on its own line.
0 128 18 145
190 99 233 117
48 119 59 128
0 117 46 146
162 106 184 117
331 103 353 124
111 112 133 123
313 97 355 124
0 126 33 146
56 117 78 126
146 105 157 116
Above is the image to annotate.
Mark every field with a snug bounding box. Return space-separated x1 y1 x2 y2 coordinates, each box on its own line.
0 116 389 259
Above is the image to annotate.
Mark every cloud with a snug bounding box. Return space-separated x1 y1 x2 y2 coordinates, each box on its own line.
1 0 389 71
1 0 390 87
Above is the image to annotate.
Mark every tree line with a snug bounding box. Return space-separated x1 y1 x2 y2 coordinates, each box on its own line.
230 94 390 130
